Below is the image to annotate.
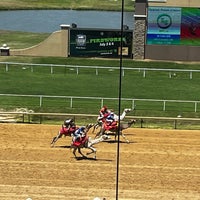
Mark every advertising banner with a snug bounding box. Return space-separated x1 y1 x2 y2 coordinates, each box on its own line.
147 7 182 45
70 29 132 57
147 7 200 46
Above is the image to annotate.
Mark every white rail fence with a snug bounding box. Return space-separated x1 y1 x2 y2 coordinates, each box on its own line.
1 61 200 79
0 94 199 112
0 111 200 129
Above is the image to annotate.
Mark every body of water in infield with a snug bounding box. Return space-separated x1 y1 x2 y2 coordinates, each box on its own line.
0 10 134 33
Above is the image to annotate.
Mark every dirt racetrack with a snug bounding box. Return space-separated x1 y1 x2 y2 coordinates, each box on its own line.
0 123 199 200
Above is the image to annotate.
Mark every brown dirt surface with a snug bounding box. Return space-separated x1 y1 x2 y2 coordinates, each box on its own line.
0 123 200 200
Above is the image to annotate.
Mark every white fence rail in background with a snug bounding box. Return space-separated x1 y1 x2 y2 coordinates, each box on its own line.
0 111 200 129
0 93 199 112
1 61 200 79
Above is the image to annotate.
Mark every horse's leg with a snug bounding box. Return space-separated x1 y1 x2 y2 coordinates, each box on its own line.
94 129 101 138
92 121 101 134
78 148 87 158
95 125 105 139
115 132 117 141
86 146 97 159
92 123 98 133
119 110 126 121
114 131 129 143
119 108 131 120
121 131 130 143
50 132 62 147
73 147 77 158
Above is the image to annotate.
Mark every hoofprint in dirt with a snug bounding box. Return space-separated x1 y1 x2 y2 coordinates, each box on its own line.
0 123 199 200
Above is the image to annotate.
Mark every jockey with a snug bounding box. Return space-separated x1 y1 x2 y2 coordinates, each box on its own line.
50 118 77 147
98 105 111 122
105 112 117 128
62 118 77 136
72 126 86 142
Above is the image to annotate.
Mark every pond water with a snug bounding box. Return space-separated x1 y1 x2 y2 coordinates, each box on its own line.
0 10 134 33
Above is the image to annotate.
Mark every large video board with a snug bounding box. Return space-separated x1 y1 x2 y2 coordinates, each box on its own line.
147 7 200 45
70 29 132 57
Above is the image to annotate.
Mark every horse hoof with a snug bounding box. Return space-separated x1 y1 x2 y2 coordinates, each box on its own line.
125 108 131 113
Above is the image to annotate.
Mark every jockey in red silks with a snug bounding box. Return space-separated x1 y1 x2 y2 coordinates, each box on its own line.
98 105 111 123
59 118 77 136
51 118 78 146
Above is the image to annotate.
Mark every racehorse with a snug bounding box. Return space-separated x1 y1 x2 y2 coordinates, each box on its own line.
92 108 132 133
95 119 136 143
71 134 110 159
51 123 93 147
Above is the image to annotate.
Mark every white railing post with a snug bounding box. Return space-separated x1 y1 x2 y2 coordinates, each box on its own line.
195 102 197 112
51 65 53 74
190 71 192 79
143 69 146 78
101 99 104 108
76 67 79 75
5 63 8 72
132 100 135 110
31 65 33 72
96 67 98 75
70 97 73 108
163 100 166 111
39 95 43 107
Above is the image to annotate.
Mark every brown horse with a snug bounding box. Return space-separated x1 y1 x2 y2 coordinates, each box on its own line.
95 119 136 143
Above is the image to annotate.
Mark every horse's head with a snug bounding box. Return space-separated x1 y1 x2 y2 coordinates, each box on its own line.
129 119 136 125
124 108 132 113
102 134 111 140
86 123 94 130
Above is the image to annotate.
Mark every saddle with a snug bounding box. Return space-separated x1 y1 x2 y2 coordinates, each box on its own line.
72 135 88 147
103 121 118 131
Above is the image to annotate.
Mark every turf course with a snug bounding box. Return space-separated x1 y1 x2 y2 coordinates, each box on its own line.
0 56 200 119
0 28 200 120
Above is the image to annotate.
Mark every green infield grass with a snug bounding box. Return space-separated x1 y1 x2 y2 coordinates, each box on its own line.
0 31 200 129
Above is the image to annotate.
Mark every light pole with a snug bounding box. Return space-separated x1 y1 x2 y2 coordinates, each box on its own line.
115 0 124 199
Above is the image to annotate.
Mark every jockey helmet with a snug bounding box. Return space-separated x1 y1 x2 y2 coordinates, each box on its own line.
100 105 107 112
80 126 86 131
64 118 73 125
110 112 114 116
103 105 107 110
